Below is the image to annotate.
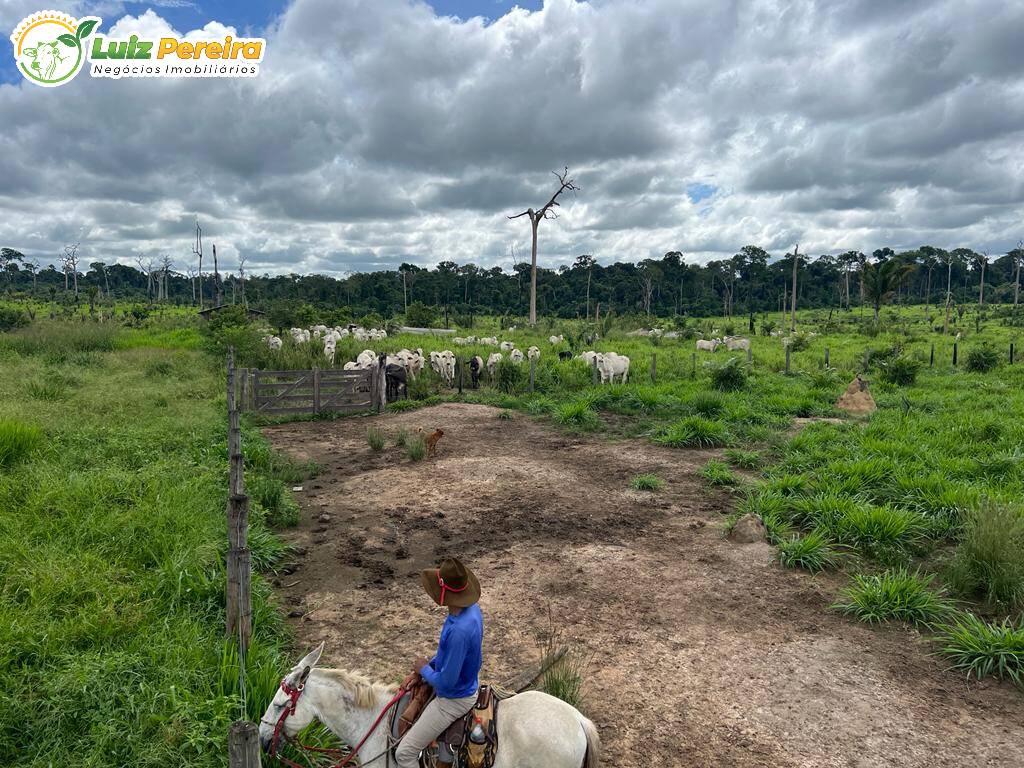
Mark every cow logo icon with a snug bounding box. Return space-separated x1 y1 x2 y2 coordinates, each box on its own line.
11 11 100 87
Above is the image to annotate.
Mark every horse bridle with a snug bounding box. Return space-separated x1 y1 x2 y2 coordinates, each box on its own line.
263 671 407 768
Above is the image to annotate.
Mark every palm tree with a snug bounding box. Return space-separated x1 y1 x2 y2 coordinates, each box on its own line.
862 257 916 322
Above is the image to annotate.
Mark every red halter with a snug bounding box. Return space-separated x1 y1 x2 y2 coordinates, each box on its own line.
266 674 406 768
437 568 468 606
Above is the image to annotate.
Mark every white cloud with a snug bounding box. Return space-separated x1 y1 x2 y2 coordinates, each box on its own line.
1 0 1022 276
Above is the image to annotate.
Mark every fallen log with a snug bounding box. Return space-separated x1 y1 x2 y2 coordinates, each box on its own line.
499 646 568 692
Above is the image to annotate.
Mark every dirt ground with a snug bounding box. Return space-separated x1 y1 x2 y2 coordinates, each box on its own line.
263 403 1023 768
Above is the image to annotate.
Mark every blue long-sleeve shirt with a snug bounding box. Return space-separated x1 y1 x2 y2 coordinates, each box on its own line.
419 604 483 698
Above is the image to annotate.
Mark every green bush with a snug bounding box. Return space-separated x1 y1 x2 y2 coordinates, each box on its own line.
405 301 439 328
877 355 921 386
394 427 409 446
0 419 43 468
833 568 952 626
947 503 1024 611
778 532 838 573
834 505 925 561
785 332 812 352
0 305 30 331
707 357 747 391
496 359 525 394
964 344 1000 373
553 399 601 430
686 391 725 417
724 448 761 469
630 473 664 491
655 416 729 448
937 613 1024 686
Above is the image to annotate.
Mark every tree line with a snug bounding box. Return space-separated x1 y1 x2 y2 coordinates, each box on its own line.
2 243 1022 322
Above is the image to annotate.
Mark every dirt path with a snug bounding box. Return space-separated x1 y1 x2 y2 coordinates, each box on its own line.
263 403 1023 768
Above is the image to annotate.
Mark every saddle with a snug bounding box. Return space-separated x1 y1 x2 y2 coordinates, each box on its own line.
391 681 508 768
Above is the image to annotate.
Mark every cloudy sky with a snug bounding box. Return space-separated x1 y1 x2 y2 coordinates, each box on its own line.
1 0 1022 277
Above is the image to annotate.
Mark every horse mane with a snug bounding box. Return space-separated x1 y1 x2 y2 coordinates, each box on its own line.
315 668 397 709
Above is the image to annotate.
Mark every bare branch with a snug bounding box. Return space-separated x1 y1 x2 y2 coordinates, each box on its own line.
507 209 533 220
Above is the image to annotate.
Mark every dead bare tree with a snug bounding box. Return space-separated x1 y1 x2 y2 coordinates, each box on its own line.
158 254 173 301
789 243 800 331
185 266 198 305
976 252 988 306
136 253 157 300
212 243 223 306
192 220 204 309
62 243 80 295
1014 240 1022 308
237 254 248 307
508 167 579 325
638 269 655 316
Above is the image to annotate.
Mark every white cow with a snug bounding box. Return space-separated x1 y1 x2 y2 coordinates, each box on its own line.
598 352 630 384
290 328 310 344
356 349 377 368
577 350 599 367
500 341 515 353
323 339 337 365
527 346 541 362
724 336 750 352
696 339 720 352
509 349 525 364
263 335 283 350
479 337 499 346
486 352 503 377
548 335 564 345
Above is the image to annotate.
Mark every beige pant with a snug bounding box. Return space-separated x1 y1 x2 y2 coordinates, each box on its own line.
395 692 478 768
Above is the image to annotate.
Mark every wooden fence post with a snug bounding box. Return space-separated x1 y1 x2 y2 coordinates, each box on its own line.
691 352 696 378
1010 342 1014 365
312 367 321 413
929 344 935 367
228 721 261 768
457 357 464 394
785 345 791 375
650 353 656 384
225 349 251 654
746 347 752 365
953 342 958 367
824 347 829 368
591 356 599 384
529 357 536 393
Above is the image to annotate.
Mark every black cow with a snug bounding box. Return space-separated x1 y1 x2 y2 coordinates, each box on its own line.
468 355 482 388
558 350 573 361
385 364 407 401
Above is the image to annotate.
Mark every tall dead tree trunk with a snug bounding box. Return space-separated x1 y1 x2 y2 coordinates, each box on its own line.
213 243 223 306
1014 241 1022 308
193 220 204 310
790 244 800 332
508 168 579 325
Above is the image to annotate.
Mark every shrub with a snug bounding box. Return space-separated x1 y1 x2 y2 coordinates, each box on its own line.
630 473 664 491
937 613 1024 686
249 475 300 527
835 505 925 561
394 427 409 447
964 344 1000 373
655 416 729 448
0 305 30 331
785 332 812 351
404 301 438 328
947 502 1024 610
778 532 838 573
833 568 952 626
724 448 761 469
406 436 427 461
0 419 43 468
701 459 737 486
877 355 921 386
495 360 525 394
497 410 514 420
707 357 747 391
366 427 386 452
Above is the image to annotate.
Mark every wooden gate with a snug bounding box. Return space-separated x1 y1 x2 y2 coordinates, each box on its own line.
239 366 381 415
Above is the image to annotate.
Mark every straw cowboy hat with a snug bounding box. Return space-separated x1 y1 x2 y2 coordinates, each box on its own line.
421 557 481 608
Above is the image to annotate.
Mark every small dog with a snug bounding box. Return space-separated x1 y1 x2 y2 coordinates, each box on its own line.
425 428 444 457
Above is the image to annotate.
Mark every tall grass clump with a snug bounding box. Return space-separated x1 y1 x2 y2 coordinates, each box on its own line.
366 426 386 452
877 355 921 386
724 448 762 469
964 344 1000 373
701 459 737 486
394 427 409 446
947 502 1024 611
707 356 747 391
937 613 1024 686
630 473 664 491
0 419 43 468
406 435 427 461
655 416 729 448
777 531 838 573
833 568 952 626
553 399 601 430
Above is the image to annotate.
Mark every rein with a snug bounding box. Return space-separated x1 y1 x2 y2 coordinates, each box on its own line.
267 677 407 768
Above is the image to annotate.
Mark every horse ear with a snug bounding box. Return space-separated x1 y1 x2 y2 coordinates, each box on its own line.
293 641 325 674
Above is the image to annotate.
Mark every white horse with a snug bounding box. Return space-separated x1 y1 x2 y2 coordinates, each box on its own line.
259 643 600 768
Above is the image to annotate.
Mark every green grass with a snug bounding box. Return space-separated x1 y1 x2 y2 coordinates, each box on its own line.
394 427 409 447
833 568 952 626
701 459 738 486
0 325 294 766
937 613 1024 686
947 502 1024 611
552 399 601 430
367 426 386 452
724 448 762 470
655 416 729 448
406 436 427 461
777 531 839 573
0 419 43 468
630 473 664 491
497 410 514 420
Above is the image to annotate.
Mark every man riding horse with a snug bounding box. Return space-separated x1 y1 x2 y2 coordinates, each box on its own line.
395 557 484 768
